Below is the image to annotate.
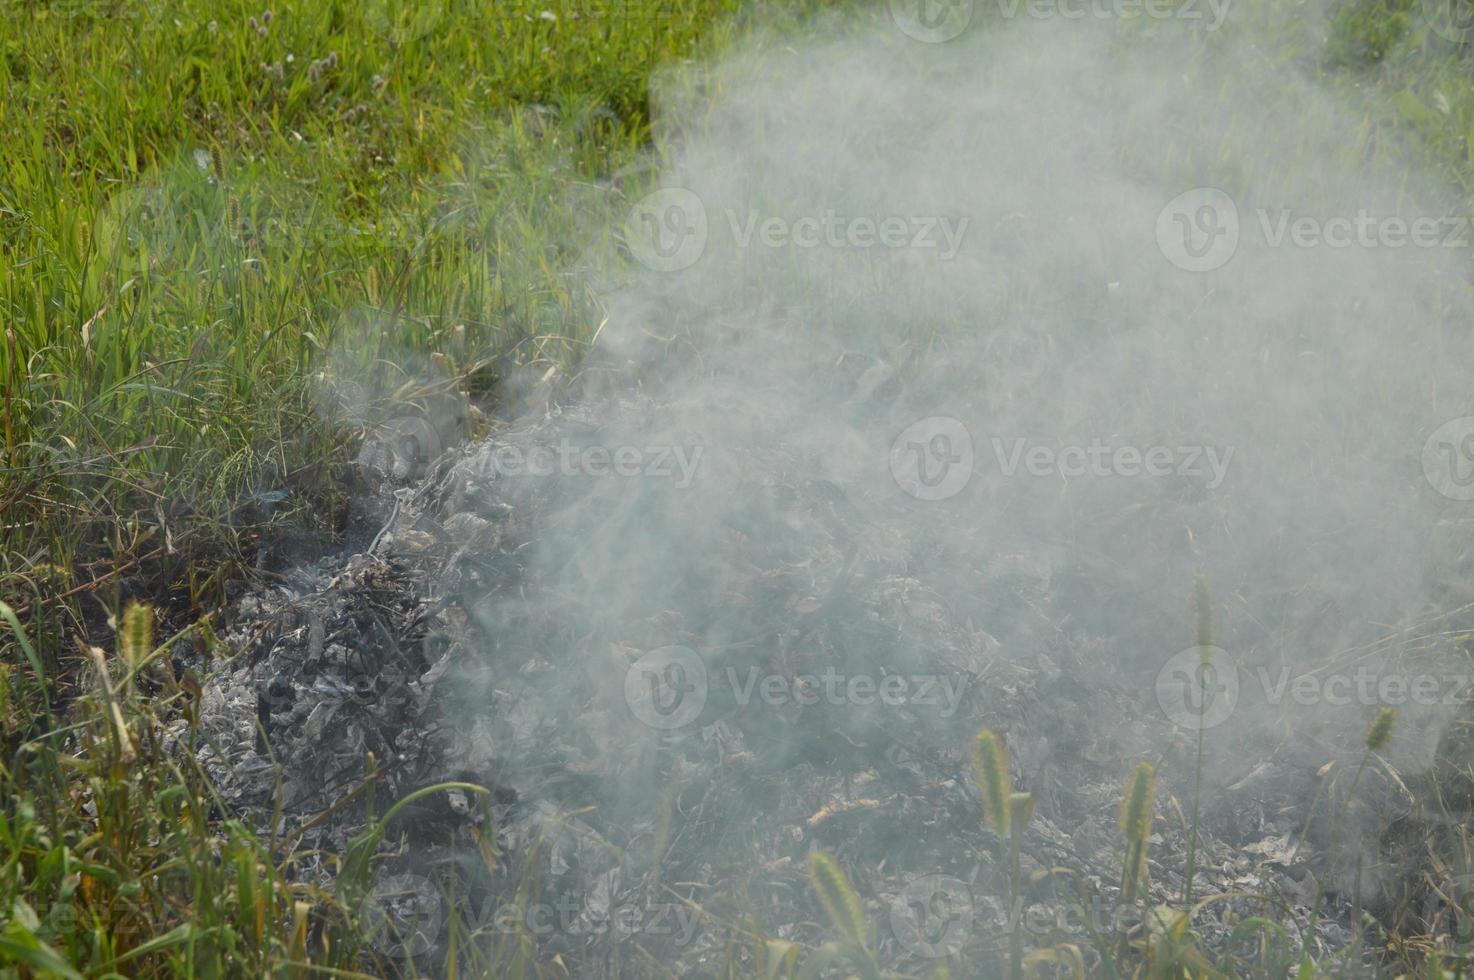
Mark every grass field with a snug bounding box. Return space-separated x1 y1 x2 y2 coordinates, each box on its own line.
4 0 1474 975
0 0 866 624
0 2 821 973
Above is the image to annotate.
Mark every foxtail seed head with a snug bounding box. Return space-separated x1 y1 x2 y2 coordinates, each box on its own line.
971 728 1011 836
1119 762 1156 846
1365 707 1396 752
1193 573 1215 662
808 851 867 949
121 601 153 673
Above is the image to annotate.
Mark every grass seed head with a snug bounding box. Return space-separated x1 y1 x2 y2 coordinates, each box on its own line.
121 602 153 672
807 850 867 949
971 727 1011 836
1365 707 1396 752
1194 572 1216 661
1120 762 1156 846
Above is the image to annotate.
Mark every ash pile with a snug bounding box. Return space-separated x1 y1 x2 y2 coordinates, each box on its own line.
195 391 1438 976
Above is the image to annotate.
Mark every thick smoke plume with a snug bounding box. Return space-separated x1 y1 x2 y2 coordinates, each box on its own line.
213 1 1474 969
512 3 1474 799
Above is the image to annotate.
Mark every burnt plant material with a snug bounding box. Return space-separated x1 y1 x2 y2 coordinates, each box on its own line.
194 395 1453 975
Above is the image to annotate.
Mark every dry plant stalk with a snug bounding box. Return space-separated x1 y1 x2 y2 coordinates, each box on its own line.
82 641 136 767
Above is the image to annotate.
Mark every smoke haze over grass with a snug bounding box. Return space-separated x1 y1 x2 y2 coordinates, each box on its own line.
323 0 1474 965
14 0 1474 973
510 1 1474 785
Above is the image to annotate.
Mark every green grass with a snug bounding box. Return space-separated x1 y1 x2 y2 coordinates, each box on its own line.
0 0 832 633
0 2 837 974
5 0 1474 975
